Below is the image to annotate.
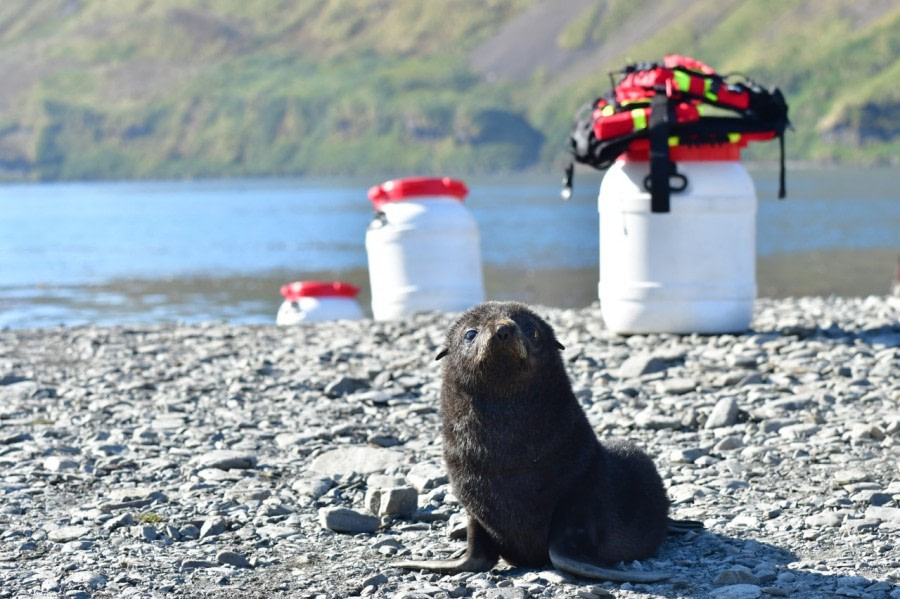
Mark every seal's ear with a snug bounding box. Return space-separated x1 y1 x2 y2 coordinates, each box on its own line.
555 340 565 351
435 348 449 361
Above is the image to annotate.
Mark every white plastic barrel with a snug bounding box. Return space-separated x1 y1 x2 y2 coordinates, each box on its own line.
598 145 757 334
365 177 485 320
276 281 363 324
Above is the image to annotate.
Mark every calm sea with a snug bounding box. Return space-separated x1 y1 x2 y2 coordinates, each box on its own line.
1 167 897 329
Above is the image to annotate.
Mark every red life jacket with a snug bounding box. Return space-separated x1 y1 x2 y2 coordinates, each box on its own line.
566 55 790 212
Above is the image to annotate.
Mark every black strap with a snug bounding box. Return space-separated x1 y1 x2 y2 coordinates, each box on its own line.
778 131 786 199
648 93 671 213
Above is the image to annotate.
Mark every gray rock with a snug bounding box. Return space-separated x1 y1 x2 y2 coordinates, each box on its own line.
714 565 760 586
43 456 79 471
618 354 668 378
667 483 708 503
0 380 38 401
447 513 468 539
216 550 252 568
658 377 697 395
367 474 407 489
805 512 844 528
668 448 708 464
0 432 32 445
475 589 529 599
778 423 821 439
366 485 418 517
324 376 370 397
132 427 160 445
180 559 218 571
194 450 258 470
708 584 762 599
759 417 799 434
106 486 159 502
318 507 378 534
275 431 321 448
714 435 744 451
406 462 448 492
132 524 158 541
834 468 871 486
60 540 93 553
164 524 181 541
361 573 389 588
68 571 106 590
738 372 765 386
727 353 759 368
705 396 739 429
257 524 301 539
199 516 227 539
291 475 334 499
865 506 900 529
367 433 403 447
309 446 405 477
634 410 682 429
48 526 91 543
197 467 242 481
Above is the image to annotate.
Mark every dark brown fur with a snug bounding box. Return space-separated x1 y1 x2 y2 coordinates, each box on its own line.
394 302 675 581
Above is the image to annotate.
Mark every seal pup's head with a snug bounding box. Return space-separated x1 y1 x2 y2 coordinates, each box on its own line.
436 301 565 393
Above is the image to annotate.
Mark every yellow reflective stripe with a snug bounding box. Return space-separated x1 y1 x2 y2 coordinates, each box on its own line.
673 70 691 92
632 108 647 130
668 136 679 146
728 133 741 143
601 104 615 116
704 78 717 102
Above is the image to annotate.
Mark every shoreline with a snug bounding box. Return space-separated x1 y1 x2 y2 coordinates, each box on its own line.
0 296 898 598
3 245 899 330
1 160 898 185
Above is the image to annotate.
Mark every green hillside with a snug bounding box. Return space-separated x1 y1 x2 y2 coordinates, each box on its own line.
0 0 896 181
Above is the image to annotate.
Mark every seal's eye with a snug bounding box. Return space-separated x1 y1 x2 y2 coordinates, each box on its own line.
464 329 478 342
523 323 539 341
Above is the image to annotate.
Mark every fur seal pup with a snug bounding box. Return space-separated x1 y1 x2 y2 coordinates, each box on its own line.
394 301 694 582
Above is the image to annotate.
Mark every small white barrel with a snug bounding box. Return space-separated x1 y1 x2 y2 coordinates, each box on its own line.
598 145 757 334
276 281 363 324
365 177 485 320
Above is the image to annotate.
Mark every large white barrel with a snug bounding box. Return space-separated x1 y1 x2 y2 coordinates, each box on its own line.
365 177 484 320
598 147 757 334
276 281 363 324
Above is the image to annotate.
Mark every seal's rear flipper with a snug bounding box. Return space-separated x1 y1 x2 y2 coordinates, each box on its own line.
667 517 704 535
391 552 493 574
548 546 673 583
393 518 499 574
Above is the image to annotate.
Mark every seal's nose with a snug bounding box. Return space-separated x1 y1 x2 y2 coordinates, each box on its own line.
496 324 515 341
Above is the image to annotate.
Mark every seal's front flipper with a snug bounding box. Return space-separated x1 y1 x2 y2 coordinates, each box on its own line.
548 546 673 583
392 518 499 574
667 517 704 535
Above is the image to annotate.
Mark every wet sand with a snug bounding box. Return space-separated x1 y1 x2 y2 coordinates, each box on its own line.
2 248 897 329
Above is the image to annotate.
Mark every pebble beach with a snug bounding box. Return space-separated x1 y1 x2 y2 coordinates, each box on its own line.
1 296 898 599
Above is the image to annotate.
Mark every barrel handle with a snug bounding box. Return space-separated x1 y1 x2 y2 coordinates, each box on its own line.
643 171 688 195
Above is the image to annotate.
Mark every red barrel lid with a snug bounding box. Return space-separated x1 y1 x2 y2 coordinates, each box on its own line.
280 281 360 301
367 177 468 210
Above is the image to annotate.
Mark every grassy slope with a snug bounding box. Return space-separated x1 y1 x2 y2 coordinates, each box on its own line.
0 0 896 181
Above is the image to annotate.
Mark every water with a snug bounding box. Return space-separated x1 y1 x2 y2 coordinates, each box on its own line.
1 167 897 329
